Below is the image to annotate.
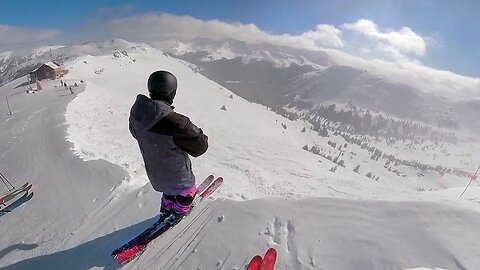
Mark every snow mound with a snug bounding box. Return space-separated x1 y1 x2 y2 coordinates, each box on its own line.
125 198 480 269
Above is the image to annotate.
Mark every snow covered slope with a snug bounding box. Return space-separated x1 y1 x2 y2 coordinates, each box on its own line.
0 77 129 269
0 41 479 270
283 65 480 136
0 39 140 87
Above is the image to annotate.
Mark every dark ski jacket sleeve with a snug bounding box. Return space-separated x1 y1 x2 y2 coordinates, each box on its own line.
129 121 137 139
150 112 208 157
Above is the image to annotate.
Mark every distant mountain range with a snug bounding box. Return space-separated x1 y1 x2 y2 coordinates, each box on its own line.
158 38 480 138
1 38 479 139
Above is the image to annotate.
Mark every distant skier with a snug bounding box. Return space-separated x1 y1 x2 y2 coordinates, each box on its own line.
129 70 208 221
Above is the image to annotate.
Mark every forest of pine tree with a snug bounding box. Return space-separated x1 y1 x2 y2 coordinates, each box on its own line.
276 101 458 143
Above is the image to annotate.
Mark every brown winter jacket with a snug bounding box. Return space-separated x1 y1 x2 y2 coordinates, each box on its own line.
129 94 208 195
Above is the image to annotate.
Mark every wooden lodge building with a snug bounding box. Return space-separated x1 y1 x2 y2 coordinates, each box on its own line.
28 62 68 83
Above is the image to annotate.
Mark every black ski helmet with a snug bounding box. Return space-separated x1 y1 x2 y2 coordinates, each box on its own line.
147 70 177 103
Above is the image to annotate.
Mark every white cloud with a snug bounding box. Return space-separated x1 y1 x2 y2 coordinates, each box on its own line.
299 24 344 47
101 13 344 50
324 48 480 100
342 19 426 60
0 25 60 50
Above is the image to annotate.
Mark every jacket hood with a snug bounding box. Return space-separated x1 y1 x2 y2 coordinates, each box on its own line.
130 94 172 130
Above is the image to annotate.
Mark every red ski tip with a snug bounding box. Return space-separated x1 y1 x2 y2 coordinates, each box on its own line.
246 255 263 270
112 245 145 265
260 248 277 270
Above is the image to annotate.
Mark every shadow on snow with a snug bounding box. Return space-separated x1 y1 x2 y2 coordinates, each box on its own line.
1 218 155 270
0 192 34 217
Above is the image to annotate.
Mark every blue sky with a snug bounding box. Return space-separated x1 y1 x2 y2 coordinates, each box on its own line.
0 0 479 77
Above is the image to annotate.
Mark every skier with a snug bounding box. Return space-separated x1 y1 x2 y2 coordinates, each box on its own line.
129 70 208 222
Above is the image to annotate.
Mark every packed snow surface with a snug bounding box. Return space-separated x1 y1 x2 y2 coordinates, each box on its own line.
0 41 479 270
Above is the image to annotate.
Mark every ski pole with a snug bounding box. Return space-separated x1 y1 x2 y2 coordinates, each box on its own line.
460 165 480 198
5 96 12 115
0 172 14 191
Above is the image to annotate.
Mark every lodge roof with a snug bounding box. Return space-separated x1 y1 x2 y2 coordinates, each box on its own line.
30 61 60 73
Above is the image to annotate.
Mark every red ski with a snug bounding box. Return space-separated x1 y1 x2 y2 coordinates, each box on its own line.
260 248 277 270
246 255 263 270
